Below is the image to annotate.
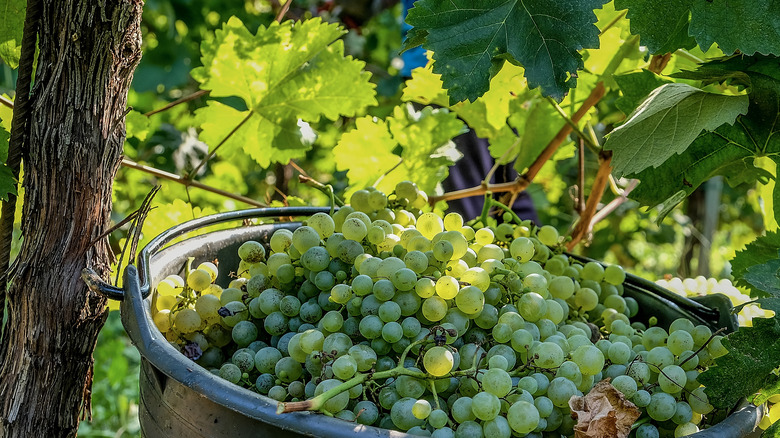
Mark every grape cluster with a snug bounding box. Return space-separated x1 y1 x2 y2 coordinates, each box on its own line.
153 181 727 438
656 276 774 327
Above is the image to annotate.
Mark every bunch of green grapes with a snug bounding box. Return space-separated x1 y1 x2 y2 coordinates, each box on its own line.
656 276 774 327
151 180 734 438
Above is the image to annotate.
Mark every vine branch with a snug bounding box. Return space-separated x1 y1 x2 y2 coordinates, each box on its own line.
144 90 210 117
567 151 613 250
429 82 606 205
121 158 267 207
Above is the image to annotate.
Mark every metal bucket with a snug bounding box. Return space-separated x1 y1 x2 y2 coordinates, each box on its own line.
110 207 761 437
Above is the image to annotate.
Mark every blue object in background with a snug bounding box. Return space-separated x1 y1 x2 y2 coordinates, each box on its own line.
400 0 429 77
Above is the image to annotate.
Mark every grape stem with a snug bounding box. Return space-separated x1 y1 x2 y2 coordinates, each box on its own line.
277 362 482 414
298 175 346 208
678 327 727 367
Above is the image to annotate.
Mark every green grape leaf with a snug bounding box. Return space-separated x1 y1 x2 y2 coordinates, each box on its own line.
688 1 780 56
604 83 749 178
699 317 780 410
0 0 25 68
192 17 376 164
196 102 312 168
125 110 150 142
0 163 16 201
513 98 567 173
405 0 606 103
334 106 465 195
388 105 466 192
614 0 695 55
732 232 780 297
739 255 780 314
613 69 672 116
616 0 780 56
750 374 780 406
628 56 780 218
333 116 398 191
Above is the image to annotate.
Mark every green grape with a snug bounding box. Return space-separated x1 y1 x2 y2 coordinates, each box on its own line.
477 244 504 263
290 226 320 253
417 212 444 240
411 399 431 420
267 253 292 275
674 423 698 437
423 346 454 376
691 325 712 349
608 341 632 364
404 250 429 273
688 387 713 414
471 391 501 421
647 346 675 369
667 330 695 356
647 392 677 421
428 408 448 428
172 308 200 333
195 294 221 321
359 315 384 339
381 321 403 343
379 301 402 322
443 212 464 231
461 267 490 291
603 264 626 285
450 397 476 423
219 363 242 384
308 212 336 238
672 401 693 425
322 310 344 332
658 364 687 394
156 278 181 297
643 326 668 349
153 310 172 332
627 361 651 383
395 181 419 202
631 389 652 408
581 262 605 281
373 279 396 301
330 283 352 304
342 217 368 241
332 354 358 380
415 278 436 299
537 225 559 246
300 246 330 272
708 335 728 358
315 379 350 413
507 401 540 434
351 274 374 296
549 276 575 300
435 276 459 299
482 368 512 397
422 296 448 322
279 295 301 317
391 268 417 291
348 344 378 371
187 269 212 292
354 400 379 425
231 320 258 347
432 239 454 262
612 375 637 397
518 292 547 322
571 345 604 376
636 423 660 438
455 285 484 314
534 342 565 368
254 347 282 374
574 287 599 311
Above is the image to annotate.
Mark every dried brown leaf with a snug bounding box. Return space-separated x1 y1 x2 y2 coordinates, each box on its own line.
569 379 641 438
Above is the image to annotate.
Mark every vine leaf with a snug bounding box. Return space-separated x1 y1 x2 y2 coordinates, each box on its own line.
688 1 780 56
732 232 780 298
0 0 25 68
191 17 376 166
125 110 150 142
334 106 464 195
0 123 8 163
604 83 749 178
615 0 780 56
626 55 780 219
699 317 780 410
404 0 606 103
614 0 695 55
613 69 671 116
739 255 780 314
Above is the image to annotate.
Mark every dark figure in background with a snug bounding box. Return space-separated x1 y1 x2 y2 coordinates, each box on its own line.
401 0 539 224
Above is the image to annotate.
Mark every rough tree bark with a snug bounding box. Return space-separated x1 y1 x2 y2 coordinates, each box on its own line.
0 0 143 436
